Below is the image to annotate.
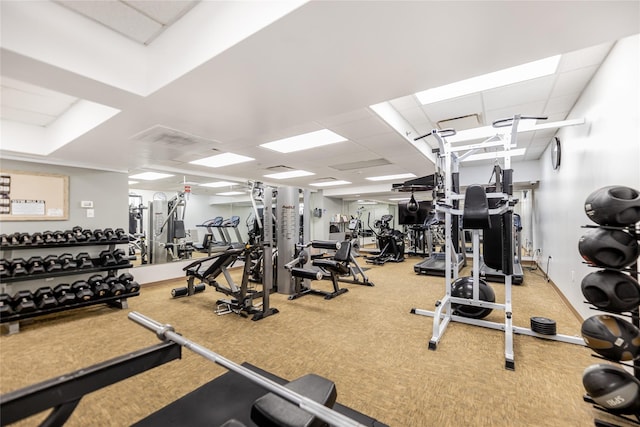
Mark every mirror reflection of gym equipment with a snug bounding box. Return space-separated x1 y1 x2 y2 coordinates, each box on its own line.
148 191 195 264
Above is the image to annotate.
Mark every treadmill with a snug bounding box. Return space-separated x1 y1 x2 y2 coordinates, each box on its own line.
413 212 466 276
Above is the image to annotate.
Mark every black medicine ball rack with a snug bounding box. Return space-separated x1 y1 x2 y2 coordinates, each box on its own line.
0 228 138 335
581 223 640 426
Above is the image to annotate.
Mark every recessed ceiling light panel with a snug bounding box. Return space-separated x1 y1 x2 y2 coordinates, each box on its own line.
217 191 245 196
264 170 315 180
309 180 352 187
416 55 560 105
200 181 238 188
366 173 417 182
129 172 174 180
260 129 347 153
190 153 254 168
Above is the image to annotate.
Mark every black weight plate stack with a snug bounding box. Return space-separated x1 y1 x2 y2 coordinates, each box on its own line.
531 317 557 335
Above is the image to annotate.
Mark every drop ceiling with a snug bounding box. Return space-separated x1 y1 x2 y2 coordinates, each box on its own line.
1 1 638 203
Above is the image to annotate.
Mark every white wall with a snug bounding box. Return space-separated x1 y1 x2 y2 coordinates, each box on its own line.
536 34 640 320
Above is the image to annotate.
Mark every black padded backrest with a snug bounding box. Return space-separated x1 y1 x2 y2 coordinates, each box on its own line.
462 185 490 230
334 241 351 262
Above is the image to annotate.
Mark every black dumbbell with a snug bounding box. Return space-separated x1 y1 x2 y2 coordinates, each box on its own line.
62 230 76 243
0 259 10 278
53 230 66 244
113 248 129 265
58 253 78 270
76 253 94 269
12 290 36 313
10 258 28 276
9 233 20 245
34 286 58 310
26 256 45 275
0 293 13 317
171 283 205 298
18 233 32 245
118 273 140 293
99 250 117 267
31 232 44 245
105 276 125 296
71 280 93 301
72 226 87 242
104 228 117 241
82 229 96 242
114 228 127 240
88 274 110 298
43 255 62 272
42 230 56 244
0 234 9 246
54 284 76 305
94 229 107 242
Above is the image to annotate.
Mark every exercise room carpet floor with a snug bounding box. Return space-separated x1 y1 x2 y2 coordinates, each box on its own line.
0 258 625 426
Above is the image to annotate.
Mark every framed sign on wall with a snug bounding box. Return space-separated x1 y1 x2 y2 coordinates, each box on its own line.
0 170 69 221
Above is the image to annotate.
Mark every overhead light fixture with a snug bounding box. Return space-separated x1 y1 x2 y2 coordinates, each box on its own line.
309 180 352 187
366 173 416 182
357 200 378 205
129 172 174 180
415 55 561 105
264 170 315 180
128 181 139 185
200 181 237 188
260 129 347 153
190 153 254 168
216 191 245 196
389 197 410 201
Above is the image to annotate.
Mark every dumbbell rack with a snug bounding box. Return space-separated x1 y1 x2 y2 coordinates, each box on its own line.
0 237 136 334
582 223 640 426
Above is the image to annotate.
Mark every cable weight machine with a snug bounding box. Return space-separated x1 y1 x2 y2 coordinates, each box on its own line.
410 115 585 370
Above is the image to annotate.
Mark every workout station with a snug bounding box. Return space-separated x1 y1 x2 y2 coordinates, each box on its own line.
0 2 638 426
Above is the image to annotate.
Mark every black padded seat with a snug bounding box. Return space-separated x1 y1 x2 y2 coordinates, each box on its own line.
251 374 337 427
462 184 491 230
312 241 351 275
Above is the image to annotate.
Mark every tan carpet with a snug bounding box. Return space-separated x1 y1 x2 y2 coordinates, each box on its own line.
0 258 623 426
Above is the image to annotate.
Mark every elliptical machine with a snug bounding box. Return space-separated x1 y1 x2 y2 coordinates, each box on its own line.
365 214 405 265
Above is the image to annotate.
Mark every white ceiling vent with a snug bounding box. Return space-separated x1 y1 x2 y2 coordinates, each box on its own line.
130 125 219 147
437 114 482 131
329 158 391 171
264 165 295 173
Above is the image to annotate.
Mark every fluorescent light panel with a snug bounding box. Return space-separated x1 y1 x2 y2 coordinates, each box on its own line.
217 191 245 196
310 180 351 187
264 170 315 180
415 55 560 105
190 152 254 168
260 129 347 153
129 172 174 180
389 197 410 201
128 181 139 185
200 181 237 188
366 173 416 182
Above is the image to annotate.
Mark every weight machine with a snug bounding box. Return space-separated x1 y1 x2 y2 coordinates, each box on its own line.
148 191 194 264
410 115 584 370
128 194 148 265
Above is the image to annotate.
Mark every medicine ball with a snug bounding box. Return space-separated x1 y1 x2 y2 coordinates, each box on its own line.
451 276 495 319
585 186 640 226
581 270 640 312
578 228 640 269
583 364 640 415
581 315 640 362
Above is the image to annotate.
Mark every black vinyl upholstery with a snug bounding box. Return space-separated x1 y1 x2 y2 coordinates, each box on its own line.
462 185 490 230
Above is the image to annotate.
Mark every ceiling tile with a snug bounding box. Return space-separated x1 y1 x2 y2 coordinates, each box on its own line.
56 0 162 44
125 1 198 24
316 108 375 128
552 65 599 98
483 75 555 111
557 41 613 73
420 94 483 124
544 93 580 116
389 95 421 111
329 116 393 140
